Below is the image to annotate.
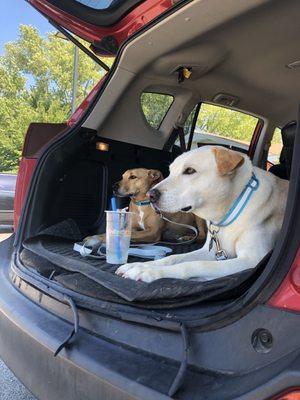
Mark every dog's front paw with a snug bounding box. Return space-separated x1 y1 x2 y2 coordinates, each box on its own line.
83 234 104 246
126 267 164 282
115 262 140 276
116 263 164 282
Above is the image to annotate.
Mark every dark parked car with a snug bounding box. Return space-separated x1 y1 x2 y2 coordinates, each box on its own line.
0 1 300 400
0 173 16 231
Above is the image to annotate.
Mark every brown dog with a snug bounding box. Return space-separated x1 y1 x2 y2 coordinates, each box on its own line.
113 168 206 243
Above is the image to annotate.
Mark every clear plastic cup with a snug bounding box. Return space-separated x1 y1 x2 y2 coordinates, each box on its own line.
105 211 133 264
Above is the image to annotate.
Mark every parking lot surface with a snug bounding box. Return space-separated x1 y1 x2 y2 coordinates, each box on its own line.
0 234 36 400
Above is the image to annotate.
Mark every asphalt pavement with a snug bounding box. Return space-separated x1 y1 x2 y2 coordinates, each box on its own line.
0 359 36 400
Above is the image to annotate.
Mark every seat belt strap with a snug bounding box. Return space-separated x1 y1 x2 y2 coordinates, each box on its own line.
177 127 187 152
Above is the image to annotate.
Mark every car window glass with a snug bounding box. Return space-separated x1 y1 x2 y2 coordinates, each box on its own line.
141 93 174 130
175 103 259 151
268 128 282 165
75 0 116 9
191 103 258 150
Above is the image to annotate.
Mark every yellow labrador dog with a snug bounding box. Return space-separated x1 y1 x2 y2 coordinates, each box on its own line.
113 168 206 243
116 146 288 282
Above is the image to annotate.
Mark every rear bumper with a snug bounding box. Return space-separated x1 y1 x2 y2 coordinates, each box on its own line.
2 239 300 400
0 281 176 400
0 240 171 400
0 294 169 400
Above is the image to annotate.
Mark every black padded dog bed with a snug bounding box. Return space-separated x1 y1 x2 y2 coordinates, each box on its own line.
21 219 267 309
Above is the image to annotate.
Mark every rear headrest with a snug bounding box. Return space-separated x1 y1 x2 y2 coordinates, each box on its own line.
281 121 297 147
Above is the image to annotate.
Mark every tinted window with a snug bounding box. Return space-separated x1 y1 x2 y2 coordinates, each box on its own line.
268 127 282 165
141 93 174 130
175 103 258 151
192 103 258 150
76 0 117 9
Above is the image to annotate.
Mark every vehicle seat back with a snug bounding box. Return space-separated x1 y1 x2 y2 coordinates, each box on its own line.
269 121 296 180
280 121 296 178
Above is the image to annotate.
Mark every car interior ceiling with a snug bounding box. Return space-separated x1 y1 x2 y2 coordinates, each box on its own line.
83 0 300 136
16 0 300 314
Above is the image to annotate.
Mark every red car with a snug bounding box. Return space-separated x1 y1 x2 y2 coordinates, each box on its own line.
0 1 300 399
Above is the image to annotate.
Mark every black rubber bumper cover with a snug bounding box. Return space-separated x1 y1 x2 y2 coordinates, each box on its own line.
2 235 300 400
0 239 175 400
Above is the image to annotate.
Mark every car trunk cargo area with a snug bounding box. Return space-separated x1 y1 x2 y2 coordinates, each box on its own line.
20 219 267 311
13 0 299 325
13 129 271 321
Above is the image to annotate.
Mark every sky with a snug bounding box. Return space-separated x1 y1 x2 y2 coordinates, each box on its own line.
0 0 53 55
0 0 116 55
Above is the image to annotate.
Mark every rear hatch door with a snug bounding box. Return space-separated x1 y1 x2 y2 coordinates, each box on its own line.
28 0 175 55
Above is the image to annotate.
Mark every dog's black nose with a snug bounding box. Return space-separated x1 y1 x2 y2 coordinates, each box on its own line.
112 183 119 193
148 188 161 203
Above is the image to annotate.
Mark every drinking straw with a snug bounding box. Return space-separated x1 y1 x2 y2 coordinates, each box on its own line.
111 196 117 212
111 197 122 262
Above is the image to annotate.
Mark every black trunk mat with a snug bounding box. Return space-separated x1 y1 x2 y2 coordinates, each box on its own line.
21 220 267 309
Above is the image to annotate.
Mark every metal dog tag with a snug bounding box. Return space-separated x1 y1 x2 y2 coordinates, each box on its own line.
208 224 218 252
215 249 228 261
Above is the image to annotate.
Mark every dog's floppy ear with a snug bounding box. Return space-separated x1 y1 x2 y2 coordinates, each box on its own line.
212 147 244 176
148 169 164 183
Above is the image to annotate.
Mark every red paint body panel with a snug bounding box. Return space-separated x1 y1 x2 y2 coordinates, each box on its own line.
29 0 173 53
271 388 300 399
14 158 37 230
268 248 300 312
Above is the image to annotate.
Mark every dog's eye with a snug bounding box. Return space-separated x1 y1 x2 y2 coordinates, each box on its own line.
129 175 137 180
183 167 196 175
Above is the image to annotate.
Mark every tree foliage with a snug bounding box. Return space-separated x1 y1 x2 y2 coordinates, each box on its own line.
141 92 174 129
195 103 258 143
0 25 109 172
